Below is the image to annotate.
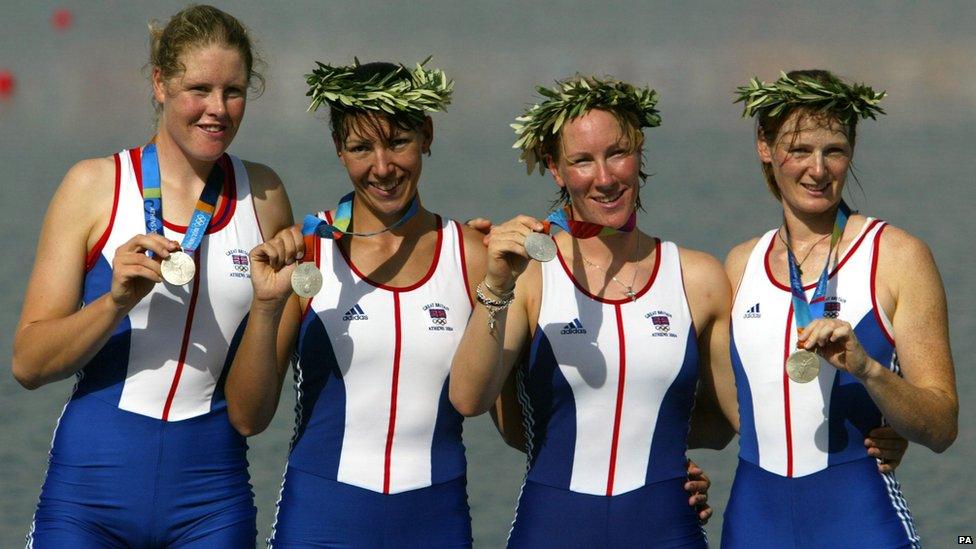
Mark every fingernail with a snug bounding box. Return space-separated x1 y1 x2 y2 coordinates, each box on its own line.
296 251 304 260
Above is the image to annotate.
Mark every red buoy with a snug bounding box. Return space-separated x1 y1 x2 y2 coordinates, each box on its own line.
51 8 73 31
0 70 15 98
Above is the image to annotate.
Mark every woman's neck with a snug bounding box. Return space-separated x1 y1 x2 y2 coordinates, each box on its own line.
566 229 643 265
348 194 431 242
781 201 840 244
152 132 216 191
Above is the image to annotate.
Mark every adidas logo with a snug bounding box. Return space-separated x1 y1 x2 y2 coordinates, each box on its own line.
743 303 761 319
342 304 368 321
560 318 587 335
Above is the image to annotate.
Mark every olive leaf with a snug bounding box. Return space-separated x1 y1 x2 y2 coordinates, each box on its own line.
734 72 886 123
305 57 453 126
512 75 661 175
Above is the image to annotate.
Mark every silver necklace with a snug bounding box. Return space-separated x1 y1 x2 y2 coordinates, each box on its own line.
778 228 831 277
581 235 641 301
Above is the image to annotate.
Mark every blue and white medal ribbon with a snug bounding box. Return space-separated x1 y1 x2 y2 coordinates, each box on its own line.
290 191 421 297
141 143 224 286
300 191 420 240
784 201 851 383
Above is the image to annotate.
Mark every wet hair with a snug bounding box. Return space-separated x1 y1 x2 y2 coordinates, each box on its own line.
544 107 646 209
328 62 432 151
756 69 858 200
148 4 264 111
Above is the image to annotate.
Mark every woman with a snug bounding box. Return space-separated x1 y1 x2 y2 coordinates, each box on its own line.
12 5 292 546
225 58 486 548
721 70 958 548
449 76 732 548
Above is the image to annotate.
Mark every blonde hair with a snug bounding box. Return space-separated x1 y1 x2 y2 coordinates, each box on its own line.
148 4 264 112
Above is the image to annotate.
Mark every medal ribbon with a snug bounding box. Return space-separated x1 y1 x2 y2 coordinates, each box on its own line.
141 143 224 255
541 205 637 238
298 191 421 264
785 201 851 331
301 191 420 241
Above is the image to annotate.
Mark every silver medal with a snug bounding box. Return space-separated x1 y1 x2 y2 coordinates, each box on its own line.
525 232 557 262
786 349 820 383
291 262 323 298
161 250 196 286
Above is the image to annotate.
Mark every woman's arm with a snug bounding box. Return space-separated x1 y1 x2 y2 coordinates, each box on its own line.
225 288 302 436
490 361 528 452
224 164 298 437
799 226 957 452
450 216 541 417
709 239 761 432
13 157 180 389
461 218 529 450
681 248 736 450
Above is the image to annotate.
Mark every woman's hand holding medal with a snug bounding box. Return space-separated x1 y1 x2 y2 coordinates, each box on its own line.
249 225 307 307
110 234 181 311
797 318 874 380
484 215 546 292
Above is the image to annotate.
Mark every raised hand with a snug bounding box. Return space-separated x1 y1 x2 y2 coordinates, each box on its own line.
249 225 305 305
483 215 544 293
110 234 181 311
798 318 872 379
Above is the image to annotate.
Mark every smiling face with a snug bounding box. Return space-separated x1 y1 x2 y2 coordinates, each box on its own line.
547 109 642 227
335 113 432 218
757 110 853 216
153 44 247 163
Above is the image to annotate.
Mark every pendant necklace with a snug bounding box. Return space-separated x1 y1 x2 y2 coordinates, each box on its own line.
581 234 641 301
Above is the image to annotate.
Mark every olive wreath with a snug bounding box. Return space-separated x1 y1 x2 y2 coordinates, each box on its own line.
734 71 886 122
306 56 453 125
512 75 661 175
